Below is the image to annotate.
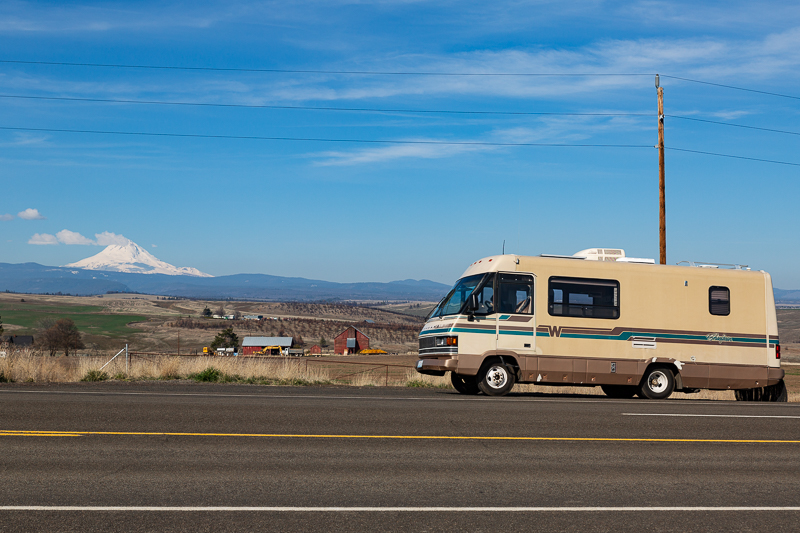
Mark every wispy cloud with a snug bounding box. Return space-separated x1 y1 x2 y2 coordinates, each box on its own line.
0 213 13 221
28 233 58 245
17 208 45 220
6 28 800 106
0 1 229 33
314 114 649 165
313 139 492 165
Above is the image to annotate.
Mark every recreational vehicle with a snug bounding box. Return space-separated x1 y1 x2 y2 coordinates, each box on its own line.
416 249 786 401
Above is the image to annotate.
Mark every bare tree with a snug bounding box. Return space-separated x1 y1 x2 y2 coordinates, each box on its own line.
39 318 85 356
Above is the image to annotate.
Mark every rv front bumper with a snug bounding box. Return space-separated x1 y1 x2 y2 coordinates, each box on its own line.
416 357 458 376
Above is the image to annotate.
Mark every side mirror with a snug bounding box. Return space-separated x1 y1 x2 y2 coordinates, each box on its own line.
468 293 479 311
466 293 479 321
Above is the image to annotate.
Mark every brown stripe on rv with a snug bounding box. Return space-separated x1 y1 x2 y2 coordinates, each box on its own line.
536 324 772 341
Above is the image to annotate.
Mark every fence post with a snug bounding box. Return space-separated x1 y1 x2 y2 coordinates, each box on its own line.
385 365 389 387
125 344 129 374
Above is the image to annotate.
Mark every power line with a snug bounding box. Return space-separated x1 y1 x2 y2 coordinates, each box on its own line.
660 75 800 101
0 59 652 77
0 125 652 148
667 146 800 167
668 114 800 137
3 126 796 166
0 93 652 118
3 60 797 101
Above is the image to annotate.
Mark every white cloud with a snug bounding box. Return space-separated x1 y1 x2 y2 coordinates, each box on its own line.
17 208 45 220
0 214 13 221
151 244 158 248
314 139 492 165
94 232 130 246
56 229 94 245
25 229 131 246
28 233 58 245
0 2 226 33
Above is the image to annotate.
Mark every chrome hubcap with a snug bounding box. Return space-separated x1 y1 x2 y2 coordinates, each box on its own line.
648 370 668 393
486 365 508 389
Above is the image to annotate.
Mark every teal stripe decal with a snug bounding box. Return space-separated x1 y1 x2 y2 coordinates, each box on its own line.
536 331 773 344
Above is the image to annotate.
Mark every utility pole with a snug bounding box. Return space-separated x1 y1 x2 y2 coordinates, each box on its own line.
656 74 666 265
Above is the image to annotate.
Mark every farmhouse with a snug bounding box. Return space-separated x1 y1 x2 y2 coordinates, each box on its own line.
334 326 369 355
0 335 34 347
241 336 293 355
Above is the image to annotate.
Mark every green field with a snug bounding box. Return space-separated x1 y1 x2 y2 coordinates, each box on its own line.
0 302 147 339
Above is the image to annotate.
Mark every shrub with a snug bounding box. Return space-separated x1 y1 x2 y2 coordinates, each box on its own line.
82 369 109 382
190 367 222 382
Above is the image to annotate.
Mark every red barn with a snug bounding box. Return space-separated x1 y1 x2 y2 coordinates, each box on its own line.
334 326 369 355
309 345 322 355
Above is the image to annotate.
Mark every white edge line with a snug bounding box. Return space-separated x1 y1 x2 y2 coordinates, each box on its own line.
2 506 800 512
0 389 639 404
622 413 800 419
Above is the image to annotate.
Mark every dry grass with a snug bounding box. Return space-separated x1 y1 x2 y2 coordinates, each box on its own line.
0 347 797 402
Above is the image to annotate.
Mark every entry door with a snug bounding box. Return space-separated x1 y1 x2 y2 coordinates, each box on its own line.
496 273 536 354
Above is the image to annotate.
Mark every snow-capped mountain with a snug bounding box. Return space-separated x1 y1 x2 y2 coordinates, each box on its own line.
64 240 212 277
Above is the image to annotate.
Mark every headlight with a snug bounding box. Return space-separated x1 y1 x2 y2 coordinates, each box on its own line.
435 336 458 347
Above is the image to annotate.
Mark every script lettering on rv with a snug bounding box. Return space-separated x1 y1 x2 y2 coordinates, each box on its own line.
706 333 734 344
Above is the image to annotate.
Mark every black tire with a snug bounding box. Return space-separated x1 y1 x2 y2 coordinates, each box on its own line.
477 361 515 396
638 367 675 400
600 384 637 399
764 380 788 402
450 372 480 395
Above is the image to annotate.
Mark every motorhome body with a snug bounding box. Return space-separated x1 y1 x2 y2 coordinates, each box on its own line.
416 250 785 400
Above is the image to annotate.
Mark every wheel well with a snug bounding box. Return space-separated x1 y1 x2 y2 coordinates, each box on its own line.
479 355 521 379
640 363 678 387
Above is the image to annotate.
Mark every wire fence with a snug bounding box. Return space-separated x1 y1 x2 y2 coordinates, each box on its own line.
127 351 415 385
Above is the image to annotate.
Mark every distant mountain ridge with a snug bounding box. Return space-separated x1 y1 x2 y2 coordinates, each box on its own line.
0 262 450 301
2 261 796 303
774 289 800 302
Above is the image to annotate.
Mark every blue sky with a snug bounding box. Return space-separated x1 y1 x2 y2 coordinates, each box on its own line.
1 0 799 288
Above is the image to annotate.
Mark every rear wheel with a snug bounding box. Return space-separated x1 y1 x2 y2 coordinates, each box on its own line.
600 384 637 399
450 372 480 395
639 367 675 400
477 362 515 396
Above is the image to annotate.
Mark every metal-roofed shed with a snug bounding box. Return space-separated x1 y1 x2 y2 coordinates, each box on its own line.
241 336 293 355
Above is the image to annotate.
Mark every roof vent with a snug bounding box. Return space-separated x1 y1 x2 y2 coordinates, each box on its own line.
573 248 625 262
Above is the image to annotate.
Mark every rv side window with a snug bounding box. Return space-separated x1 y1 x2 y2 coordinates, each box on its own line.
709 286 730 316
548 277 619 319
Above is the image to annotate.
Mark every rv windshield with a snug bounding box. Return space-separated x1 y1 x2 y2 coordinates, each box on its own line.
428 274 485 319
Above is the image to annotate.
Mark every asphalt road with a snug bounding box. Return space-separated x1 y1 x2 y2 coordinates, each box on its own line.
1 382 799 532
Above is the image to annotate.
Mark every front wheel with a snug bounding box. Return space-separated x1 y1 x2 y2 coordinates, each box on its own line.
451 372 480 395
639 367 675 400
477 362 515 396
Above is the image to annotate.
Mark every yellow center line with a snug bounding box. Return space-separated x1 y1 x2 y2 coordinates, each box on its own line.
0 432 81 437
0 430 798 443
